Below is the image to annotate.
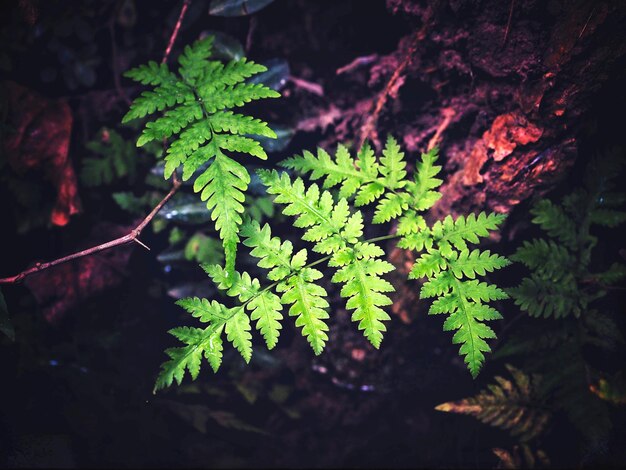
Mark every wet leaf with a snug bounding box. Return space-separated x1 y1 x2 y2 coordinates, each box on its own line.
166 282 216 300
209 0 275 17
249 58 290 91
201 30 244 61
156 249 186 264
158 194 213 224
255 125 293 153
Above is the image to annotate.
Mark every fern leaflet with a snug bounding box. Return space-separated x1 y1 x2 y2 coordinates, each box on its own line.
123 36 279 273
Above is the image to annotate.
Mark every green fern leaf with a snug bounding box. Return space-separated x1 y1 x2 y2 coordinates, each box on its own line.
406 146 443 211
204 264 283 349
154 324 224 392
176 297 229 322
241 220 330 353
509 274 580 318
247 291 283 350
194 152 248 273
225 309 252 363
423 271 506 377
277 266 330 355
259 170 349 251
511 239 574 276
407 211 509 376
330 243 394 348
379 135 408 190
123 36 279 273
436 213 506 250
240 219 295 281
447 249 511 279
373 192 410 224
530 200 576 249
124 60 176 86
589 208 626 227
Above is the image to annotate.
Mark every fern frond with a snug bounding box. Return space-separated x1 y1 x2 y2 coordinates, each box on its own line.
81 128 136 187
372 192 411 224
589 208 626 227
436 213 506 250
203 264 283 349
590 263 626 285
424 271 507 377
406 146 443 211
155 325 224 392
123 36 279 273
436 364 549 442
241 220 330 353
258 170 353 253
509 274 581 318
240 219 296 281
530 200 576 249
277 266 330 354
225 310 252 363
447 249 511 279
378 136 408 190
330 243 394 348
404 211 509 376
153 136 512 389
281 137 407 209
258 170 396 347
194 153 248 272
155 293 261 391
511 239 574 276
124 60 176 86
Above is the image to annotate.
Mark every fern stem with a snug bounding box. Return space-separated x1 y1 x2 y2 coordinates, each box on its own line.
366 233 401 244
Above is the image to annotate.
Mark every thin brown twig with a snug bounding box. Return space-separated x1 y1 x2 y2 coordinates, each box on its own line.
162 0 192 64
0 175 182 285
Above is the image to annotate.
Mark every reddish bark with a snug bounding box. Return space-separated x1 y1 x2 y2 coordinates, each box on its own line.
3 81 81 226
293 0 626 217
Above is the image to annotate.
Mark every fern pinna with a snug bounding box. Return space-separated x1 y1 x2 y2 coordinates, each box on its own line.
155 136 510 391
122 36 279 274
509 155 626 319
436 364 550 443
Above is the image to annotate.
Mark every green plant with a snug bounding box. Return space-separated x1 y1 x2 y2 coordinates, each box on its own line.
497 154 626 446
509 155 626 319
122 36 280 274
153 134 511 391
80 127 138 187
436 364 549 442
